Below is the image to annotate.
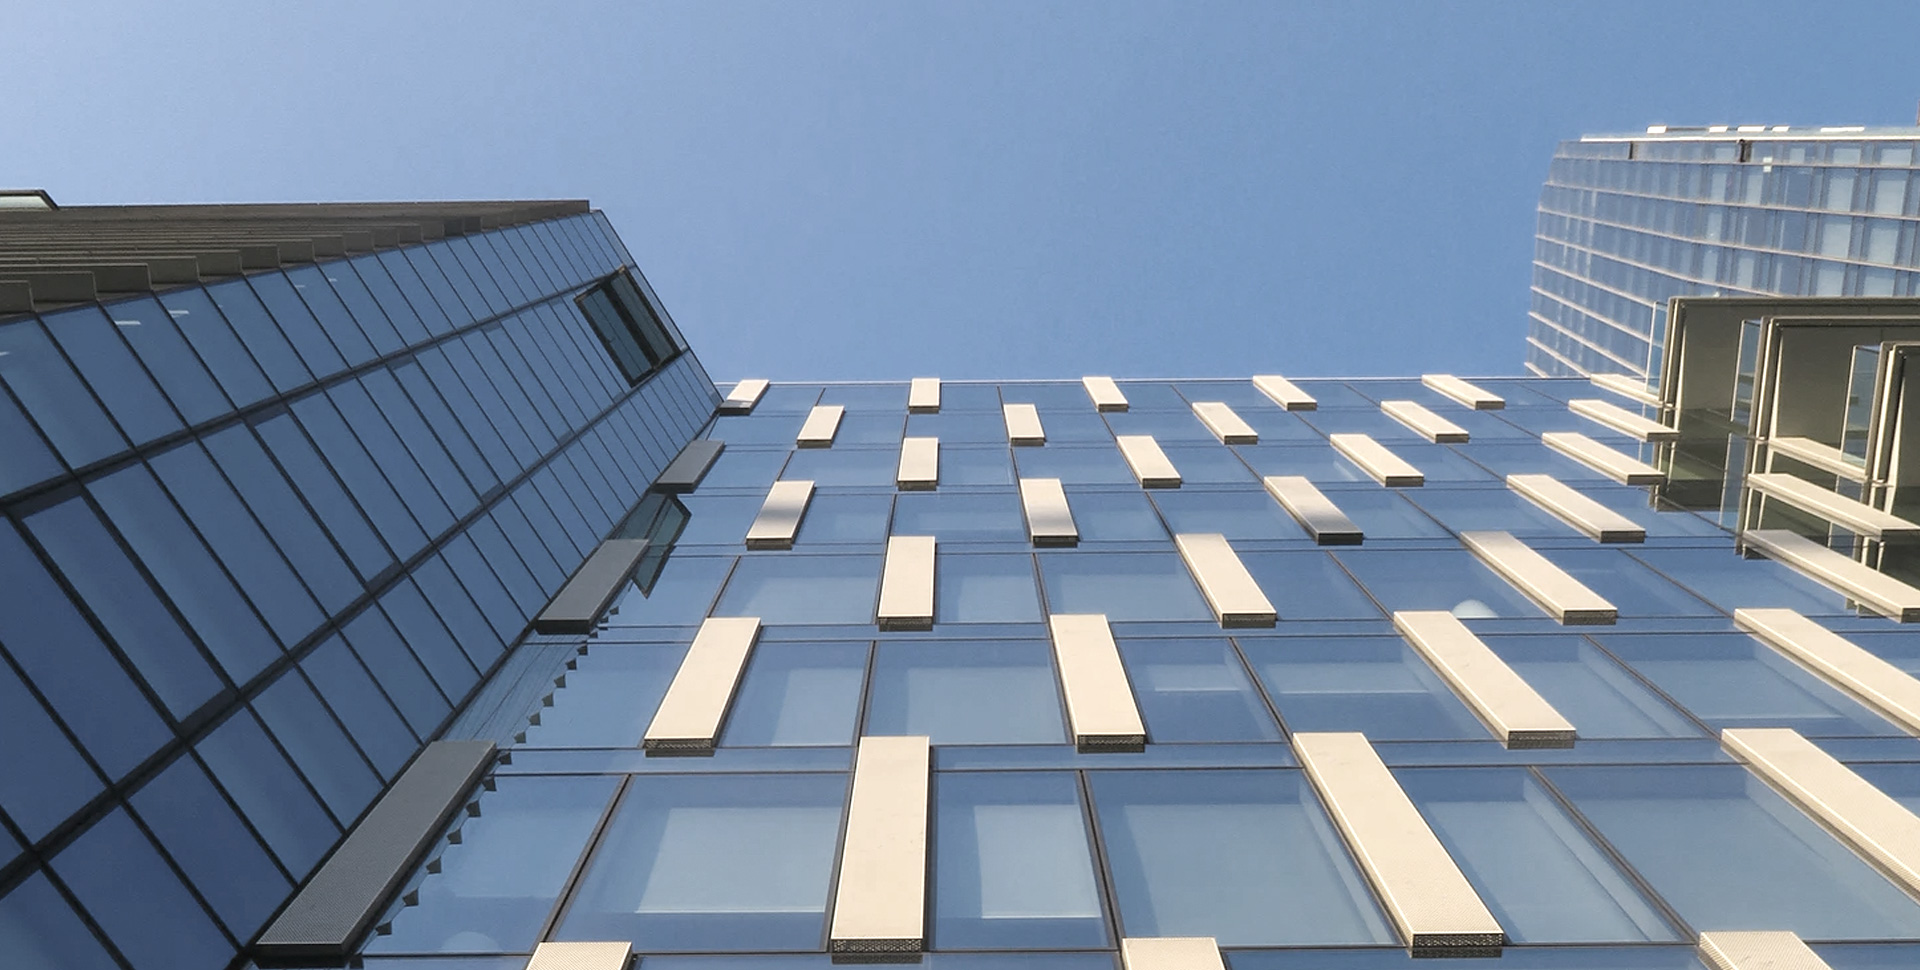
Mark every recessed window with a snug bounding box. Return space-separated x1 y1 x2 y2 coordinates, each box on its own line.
576 269 684 385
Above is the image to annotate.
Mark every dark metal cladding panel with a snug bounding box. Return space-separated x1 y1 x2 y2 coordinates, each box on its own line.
255 740 496 965
533 538 651 634
655 439 724 493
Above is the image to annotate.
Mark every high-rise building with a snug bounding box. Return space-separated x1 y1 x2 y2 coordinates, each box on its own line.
1530 125 1920 379
8 198 1920 970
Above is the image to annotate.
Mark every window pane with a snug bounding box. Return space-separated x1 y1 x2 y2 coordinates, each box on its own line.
936 554 1042 623
342 607 451 737
893 492 1027 542
317 260 407 354
794 493 891 544
779 447 898 487
1594 632 1901 736
1239 551 1383 621
934 771 1106 948
254 411 398 583
206 278 313 392
0 385 64 497
1241 635 1489 740
301 634 419 779
1038 552 1212 622
249 271 348 376
1481 634 1700 739
53 808 234 970
1534 548 1717 617
0 658 103 841
713 555 881 624
867 640 1064 744
374 775 619 954
1088 769 1394 945
1157 446 1256 485
606 555 734 627
1547 764 1920 939
1150 490 1304 541
40 306 181 445
1334 548 1541 618
940 446 1014 485
1014 446 1134 485
556 773 847 951
290 391 430 558
1118 638 1279 741
1630 547 1849 615
157 286 275 408
721 641 867 747
254 673 382 823
1395 767 1676 943
522 643 685 748
0 873 121 970
0 318 126 468
1067 489 1170 542
201 423 365 612
198 709 340 878
131 753 291 939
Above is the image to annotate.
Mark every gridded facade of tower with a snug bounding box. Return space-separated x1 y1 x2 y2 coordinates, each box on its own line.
0 205 719 969
1531 129 1920 379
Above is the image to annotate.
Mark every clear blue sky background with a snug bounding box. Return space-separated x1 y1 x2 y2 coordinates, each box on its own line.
5 1 1919 381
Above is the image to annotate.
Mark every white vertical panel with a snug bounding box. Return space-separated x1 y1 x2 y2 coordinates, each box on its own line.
1004 403 1047 445
1743 529 1920 621
1082 376 1129 412
897 436 939 490
644 617 763 751
1048 614 1147 749
1019 477 1078 546
1262 475 1362 545
1540 432 1665 485
1191 401 1258 444
878 536 936 631
1381 400 1468 443
1506 473 1645 542
829 736 931 952
908 377 941 413
1116 435 1182 488
796 405 845 448
1174 533 1276 628
719 378 769 414
1393 610 1576 748
1421 374 1504 410
1723 728 1920 899
1329 433 1424 486
745 480 815 549
1461 530 1616 624
1252 375 1316 410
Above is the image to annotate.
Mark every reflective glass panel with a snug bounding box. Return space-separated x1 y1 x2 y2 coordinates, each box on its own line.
1594 632 1901 736
0 318 126 468
1150 490 1304 541
1241 635 1491 740
157 286 275 407
1118 638 1280 741
40 306 181 445
132 752 291 939
1334 548 1542 619
935 554 1043 623
52 808 233 970
894 492 1027 542
522 643 686 747
713 555 882 624
1038 552 1212 621
1238 551 1383 620
1480 634 1700 738
0 386 63 496
933 771 1106 948
254 673 382 823
1066 489 1170 542
794 493 891 544
1014 446 1134 485
867 640 1066 744
206 278 313 391
0 658 103 841
721 641 868 747
197 708 340 878
302 634 419 778
0 873 121 970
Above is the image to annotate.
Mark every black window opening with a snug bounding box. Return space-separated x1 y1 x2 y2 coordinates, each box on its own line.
577 270 686 385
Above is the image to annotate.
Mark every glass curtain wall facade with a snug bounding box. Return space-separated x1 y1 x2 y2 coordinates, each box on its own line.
350 374 1920 970
0 205 719 970
1531 126 1920 379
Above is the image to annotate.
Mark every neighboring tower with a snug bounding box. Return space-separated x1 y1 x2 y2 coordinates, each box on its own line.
1529 124 1920 379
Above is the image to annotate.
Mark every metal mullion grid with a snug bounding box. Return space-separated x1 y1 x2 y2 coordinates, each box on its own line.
501 309 591 428
485 231 551 309
459 233 529 309
1526 326 1627 378
437 531 530 642
1545 172 1918 222
256 268 359 376
413 342 531 480
1524 303 1653 373
1541 198 1918 280
387 355 503 505
497 225 562 297
1521 762 1696 939
451 234 520 316
547 215 604 277
414 243 494 326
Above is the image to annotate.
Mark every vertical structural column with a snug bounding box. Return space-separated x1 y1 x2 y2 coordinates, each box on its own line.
829 736 932 953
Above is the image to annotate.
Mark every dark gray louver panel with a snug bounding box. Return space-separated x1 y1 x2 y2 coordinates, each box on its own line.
533 538 651 634
655 439 725 493
255 740 496 965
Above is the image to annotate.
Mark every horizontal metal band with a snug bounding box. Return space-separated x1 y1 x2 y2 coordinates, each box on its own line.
1748 473 1920 542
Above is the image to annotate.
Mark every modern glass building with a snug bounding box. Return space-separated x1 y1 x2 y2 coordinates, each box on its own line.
7 200 1920 970
1530 124 1920 379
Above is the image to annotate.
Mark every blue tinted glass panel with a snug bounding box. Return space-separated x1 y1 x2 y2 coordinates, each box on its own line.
22 493 224 717
0 386 63 496
465 515 548 614
373 774 619 954
409 246 483 325
1334 547 1542 618
87 463 281 682
439 538 524 640
301 635 419 779
867 641 1064 744
1151 490 1303 541
54 808 234 970
1157 445 1255 484
0 658 103 841
1547 764 1920 939
0 319 126 468
1038 552 1212 621
714 555 881 624
721 641 867 747
1395 767 1676 942
1629 547 1850 614
907 411 1007 444
132 753 291 938
318 260 406 355
893 492 1026 542
158 287 275 407
0 873 120 970
1088 769 1394 945
1118 638 1279 741
379 250 454 333
201 423 363 612
1239 551 1383 620
40 306 181 445
780 448 897 487
1241 635 1490 740
0 521 168 779
1105 410 1214 442
1481 634 1700 738
197 709 339 878
1595 632 1900 736
254 411 398 582
1537 548 1718 617
936 554 1042 623
290 392 430 558
941 446 1014 485
1400 487 1571 536
556 773 846 950
249 272 347 376
99 296 231 424
349 255 432 344
794 493 890 544
393 360 497 494
361 369 477 517
933 771 1106 948
342 607 451 737
206 278 312 391
329 379 455 537
1014 446 1133 484
255 674 381 823
287 265 378 364
1068 489 1170 542
605 555 734 627
523 643 684 748
380 580 479 701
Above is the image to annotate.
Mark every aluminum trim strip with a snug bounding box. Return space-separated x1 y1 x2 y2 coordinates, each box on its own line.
1422 374 1505 410
1262 475 1362 545
1743 529 1920 622
1048 613 1148 749
1723 727 1920 898
1541 432 1665 485
1252 374 1316 410
1293 732 1505 951
829 735 931 952
1568 398 1679 442
1382 400 1469 443
1191 401 1258 444
1174 532 1277 628
719 378 769 414
1461 530 1617 624
877 536 936 631
796 404 845 448
1116 434 1183 488
1698 931 1833 970
1019 477 1079 546
1506 473 1645 543
654 439 725 493
1394 610 1577 748
643 617 763 751
1736 607 1920 734
525 941 633 970
1120 938 1227 970
897 436 939 490
908 377 941 413
745 480 815 550
1004 402 1047 445
1749 473 1920 541
1083 375 1129 412
533 538 652 634
1589 372 1660 407
1329 433 1424 487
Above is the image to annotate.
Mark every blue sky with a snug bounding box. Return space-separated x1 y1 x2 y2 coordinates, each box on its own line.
5 1 1919 381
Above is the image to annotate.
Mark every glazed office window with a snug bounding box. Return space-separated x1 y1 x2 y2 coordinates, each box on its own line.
936 554 1044 624
1151 490 1307 541
601 556 733 627
0 658 103 842
521 643 686 747
0 873 122 970
721 640 869 747
1627 547 1850 616
371 774 621 954
1546 764 1920 939
794 494 892 545
301 635 421 779
1155 445 1257 485
39 305 184 446
1394 767 1676 943
0 384 64 498
130 752 291 940
196 708 340 879
1117 638 1281 742
781 447 901 487
577 269 684 385
0 318 128 469
714 555 884 624
1067 490 1173 542
1595 632 1902 737
555 773 846 951
1089 769 1395 946
1334 548 1543 618
1527 548 1718 617
1236 552 1383 621
932 771 1107 948
867 640 1066 745
1242 635 1490 740
52 808 233 970
894 492 1029 543
1038 552 1214 622
1478 634 1700 739
1013 444 1136 485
